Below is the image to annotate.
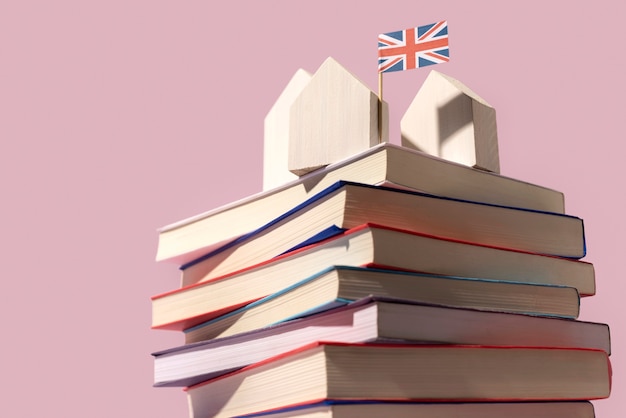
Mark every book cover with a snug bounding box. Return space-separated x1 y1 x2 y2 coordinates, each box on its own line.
152 296 610 387
152 223 596 330
181 265 581 343
184 342 611 418
178 180 585 283
156 144 567 264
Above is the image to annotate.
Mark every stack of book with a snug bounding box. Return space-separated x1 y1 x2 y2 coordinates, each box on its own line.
151 68 611 417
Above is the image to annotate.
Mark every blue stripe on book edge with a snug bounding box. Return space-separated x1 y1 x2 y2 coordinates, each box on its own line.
180 180 586 271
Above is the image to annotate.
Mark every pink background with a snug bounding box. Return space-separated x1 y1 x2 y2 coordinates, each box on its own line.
1 1 623 416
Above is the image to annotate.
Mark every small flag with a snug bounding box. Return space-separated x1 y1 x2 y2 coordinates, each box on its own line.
378 21 449 73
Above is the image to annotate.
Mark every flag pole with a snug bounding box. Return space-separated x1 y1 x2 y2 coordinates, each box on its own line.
378 71 383 143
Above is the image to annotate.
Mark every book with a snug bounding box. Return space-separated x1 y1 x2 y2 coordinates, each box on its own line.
182 266 581 344
182 181 585 283
156 143 566 265
236 400 596 418
153 223 595 330
152 297 611 387
184 342 611 418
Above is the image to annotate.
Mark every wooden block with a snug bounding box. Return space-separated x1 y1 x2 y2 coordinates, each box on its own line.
401 70 500 173
263 69 312 190
288 57 389 176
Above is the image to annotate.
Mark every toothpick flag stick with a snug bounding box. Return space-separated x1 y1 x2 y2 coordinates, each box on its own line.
378 72 383 142
377 20 450 141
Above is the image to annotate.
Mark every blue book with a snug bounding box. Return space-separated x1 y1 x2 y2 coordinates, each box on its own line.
156 143 568 265
152 223 595 331
180 181 585 287
235 400 596 418
181 265 581 344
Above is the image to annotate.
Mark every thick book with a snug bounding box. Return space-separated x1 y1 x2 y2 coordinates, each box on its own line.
156 143 566 264
152 297 611 387
182 265 581 344
184 342 611 418
236 400 596 418
152 223 595 330
181 181 585 284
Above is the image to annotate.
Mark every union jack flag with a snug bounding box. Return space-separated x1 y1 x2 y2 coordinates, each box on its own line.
378 21 449 73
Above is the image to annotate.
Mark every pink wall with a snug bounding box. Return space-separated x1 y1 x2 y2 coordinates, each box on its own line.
1 1 622 416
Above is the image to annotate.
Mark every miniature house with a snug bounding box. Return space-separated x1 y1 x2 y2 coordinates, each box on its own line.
288 57 388 176
401 70 500 173
263 68 312 190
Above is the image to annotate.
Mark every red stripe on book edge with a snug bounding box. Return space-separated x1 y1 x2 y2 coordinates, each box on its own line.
152 267 380 330
151 298 263 331
183 341 326 391
151 225 371 300
183 342 609 391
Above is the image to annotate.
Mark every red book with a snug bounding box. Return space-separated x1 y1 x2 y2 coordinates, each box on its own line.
152 297 610 388
151 224 595 331
184 342 611 418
